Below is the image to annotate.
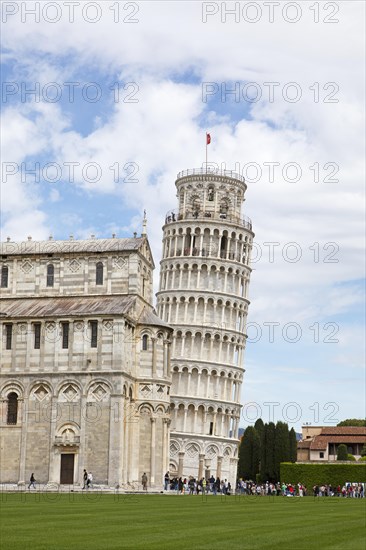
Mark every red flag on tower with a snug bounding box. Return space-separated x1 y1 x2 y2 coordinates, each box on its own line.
206 133 211 145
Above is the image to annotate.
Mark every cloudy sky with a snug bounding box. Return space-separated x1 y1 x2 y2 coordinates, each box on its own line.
2 1 365 430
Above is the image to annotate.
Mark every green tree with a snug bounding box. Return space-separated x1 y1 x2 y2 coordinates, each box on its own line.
274 421 290 480
337 419 366 427
260 422 276 482
289 427 297 463
254 418 265 476
361 444 366 457
254 418 265 440
337 444 348 460
237 426 260 480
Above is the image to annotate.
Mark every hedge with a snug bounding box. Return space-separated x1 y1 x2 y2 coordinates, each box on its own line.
280 462 366 488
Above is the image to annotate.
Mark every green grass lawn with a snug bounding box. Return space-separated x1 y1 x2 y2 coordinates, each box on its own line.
1 493 365 550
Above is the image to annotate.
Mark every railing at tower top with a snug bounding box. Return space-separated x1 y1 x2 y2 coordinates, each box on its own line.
164 209 253 231
177 168 246 184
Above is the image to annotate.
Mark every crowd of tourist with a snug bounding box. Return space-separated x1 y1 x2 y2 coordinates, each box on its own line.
236 480 306 496
165 474 232 495
313 483 364 497
235 481 365 497
163 475 365 498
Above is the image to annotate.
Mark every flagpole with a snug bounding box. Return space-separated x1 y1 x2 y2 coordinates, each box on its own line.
205 132 208 173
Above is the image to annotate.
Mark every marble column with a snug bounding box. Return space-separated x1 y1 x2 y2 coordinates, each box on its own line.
198 453 205 479
150 417 156 485
217 456 223 478
178 451 185 477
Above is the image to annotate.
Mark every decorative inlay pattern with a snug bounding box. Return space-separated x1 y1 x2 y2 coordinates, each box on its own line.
33 384 49 402
20 260 33 274
69 259 81 272
113 257 126 270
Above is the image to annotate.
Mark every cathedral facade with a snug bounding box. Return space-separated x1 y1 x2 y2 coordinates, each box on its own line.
157 168 253 483
0 236 172 487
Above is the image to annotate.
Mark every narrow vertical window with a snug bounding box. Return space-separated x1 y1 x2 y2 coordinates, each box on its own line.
1 265 9 288
5 324 13 350
142 334 148 351
96 262 103 285
34 323 41 349
7 392 18 425
47 264 54 287
90 321 98 348
61 322 69 349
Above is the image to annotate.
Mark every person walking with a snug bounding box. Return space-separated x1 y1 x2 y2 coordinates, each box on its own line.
28 473 36 490
164 471 170 491
141 472 148 491
82 469 88 489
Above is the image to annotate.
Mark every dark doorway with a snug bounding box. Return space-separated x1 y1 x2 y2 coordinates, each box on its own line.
60 454 74 484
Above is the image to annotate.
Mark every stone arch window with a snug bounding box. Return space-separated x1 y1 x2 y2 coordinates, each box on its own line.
220 235 228 258
142 334 149 351
96 262 104 285
7 392 18 425
46 264 54 287
1 265 9 288
207 186 214 201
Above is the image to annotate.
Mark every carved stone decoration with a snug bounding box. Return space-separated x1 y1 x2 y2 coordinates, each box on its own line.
170 441 179 456
102 320 113 331
140 384 152 398
62 384 78 402
91 384 108 402
68 259 81 273
223 447 231 462
186 443 200 458
20 259 33 274
45 322 56 333
113 257 127 270
206 445 218 459
33 384 50 402
74 321 84 332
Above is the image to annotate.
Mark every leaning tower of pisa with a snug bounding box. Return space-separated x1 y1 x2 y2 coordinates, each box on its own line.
156 167 254 486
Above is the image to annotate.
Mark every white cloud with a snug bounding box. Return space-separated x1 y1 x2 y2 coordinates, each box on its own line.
1 0 364 421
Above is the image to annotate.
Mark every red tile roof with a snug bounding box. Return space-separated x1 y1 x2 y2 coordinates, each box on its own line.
310 435 366 451
320 427 366 436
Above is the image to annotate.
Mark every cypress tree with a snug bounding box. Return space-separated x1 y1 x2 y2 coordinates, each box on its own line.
260 422 276 482
266 422 276 480
260 423 268 482
255 418 265 478
274 421 290 480
237 426 260 480
289 427 297 463
254 418 265 441
252 429 260 480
